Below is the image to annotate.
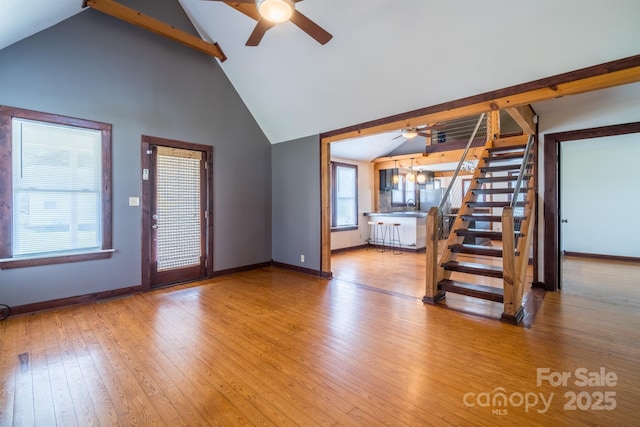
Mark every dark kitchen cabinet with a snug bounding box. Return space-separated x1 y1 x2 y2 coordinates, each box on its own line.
379 168 398 191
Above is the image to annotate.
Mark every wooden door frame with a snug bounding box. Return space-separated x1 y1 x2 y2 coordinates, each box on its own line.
542 122 640 291
140 135 214 291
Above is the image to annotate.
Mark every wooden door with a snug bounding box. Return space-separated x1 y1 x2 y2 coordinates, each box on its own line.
141 136 213 289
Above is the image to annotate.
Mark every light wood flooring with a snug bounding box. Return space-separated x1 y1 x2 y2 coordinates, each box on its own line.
331 245 536 323
1 256 639 425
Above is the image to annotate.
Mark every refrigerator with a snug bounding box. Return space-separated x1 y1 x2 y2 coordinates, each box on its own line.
419 187 445 212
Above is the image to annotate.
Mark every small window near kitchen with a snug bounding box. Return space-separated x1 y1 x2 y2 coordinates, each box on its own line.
391 172 417 207
331 162 358 230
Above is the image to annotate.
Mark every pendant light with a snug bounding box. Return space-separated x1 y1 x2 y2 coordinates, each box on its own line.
407 158 415 183
416 169 427 184
392 160 399 185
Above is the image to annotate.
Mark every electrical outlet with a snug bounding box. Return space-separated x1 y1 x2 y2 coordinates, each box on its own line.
300 254 305 263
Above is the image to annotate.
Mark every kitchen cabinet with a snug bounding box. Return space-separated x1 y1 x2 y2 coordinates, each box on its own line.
379 169 398 191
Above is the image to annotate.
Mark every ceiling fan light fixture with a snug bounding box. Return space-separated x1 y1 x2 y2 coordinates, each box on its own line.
256 0 295 23
401 128 419 139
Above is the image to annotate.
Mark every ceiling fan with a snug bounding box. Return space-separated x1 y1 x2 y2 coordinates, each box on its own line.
207 0 332 46
392 123 445 140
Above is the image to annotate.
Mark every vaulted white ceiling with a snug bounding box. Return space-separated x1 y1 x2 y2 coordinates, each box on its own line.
2 0 640 145
0 1 82 51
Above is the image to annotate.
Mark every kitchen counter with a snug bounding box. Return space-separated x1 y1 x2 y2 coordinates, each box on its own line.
363 212 427 250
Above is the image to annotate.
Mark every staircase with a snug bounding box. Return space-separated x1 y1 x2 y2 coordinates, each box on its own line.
423 134 536 324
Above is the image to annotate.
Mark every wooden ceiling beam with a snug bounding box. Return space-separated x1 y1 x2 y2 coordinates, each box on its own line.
321 55 640 143
222 2 261 21
373 147 484 170
83 0 227 62
372 152 426 164
505 105 536 135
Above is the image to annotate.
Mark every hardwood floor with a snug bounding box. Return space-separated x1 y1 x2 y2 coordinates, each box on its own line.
331 246 536 323
1 256 639 426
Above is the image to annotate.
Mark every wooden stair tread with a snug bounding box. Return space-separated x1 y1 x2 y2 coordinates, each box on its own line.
466 201 527 208
449 243 520 257
484 153 525 162
455 228 523 241
476 175 530 183
460 215 526 222
472 187 530 194
438 279 504 302
480 164 526 173
449 244 502 257
487 144 526 153
442 260 504 278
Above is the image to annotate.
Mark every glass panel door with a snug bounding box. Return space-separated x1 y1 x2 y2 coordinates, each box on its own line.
150 145 206 287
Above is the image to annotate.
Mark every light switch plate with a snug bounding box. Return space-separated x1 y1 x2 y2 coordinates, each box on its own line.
128 197 140 206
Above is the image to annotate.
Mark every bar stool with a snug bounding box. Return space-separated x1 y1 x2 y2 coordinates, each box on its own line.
388 223 402 255
367 221 385 251
367 221 376 250
375 221 387 252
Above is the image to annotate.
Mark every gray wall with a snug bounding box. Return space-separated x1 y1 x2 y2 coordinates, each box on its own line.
272 135 321 271
0 0 271 307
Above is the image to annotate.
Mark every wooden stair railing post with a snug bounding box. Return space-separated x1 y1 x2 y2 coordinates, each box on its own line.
514 186 537 307
423 207 445 304
501 207 520 323
501 158 536 325
488 110 500 140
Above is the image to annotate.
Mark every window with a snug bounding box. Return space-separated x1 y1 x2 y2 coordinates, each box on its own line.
331 162 358 230
0 106 112 269
391 172 417 207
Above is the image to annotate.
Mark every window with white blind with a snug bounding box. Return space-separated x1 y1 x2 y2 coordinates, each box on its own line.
0 106 112 269
331 162 358 230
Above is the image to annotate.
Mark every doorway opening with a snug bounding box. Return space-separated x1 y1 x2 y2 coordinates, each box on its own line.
543 122 640 291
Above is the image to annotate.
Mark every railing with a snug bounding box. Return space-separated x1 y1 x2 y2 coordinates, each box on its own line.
501 135 536 323
510 134 535 236
426 115 489 151
437 113 487 238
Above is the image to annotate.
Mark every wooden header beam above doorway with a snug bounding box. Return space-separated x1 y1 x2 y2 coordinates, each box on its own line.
321 54 640 143
83 0 227 62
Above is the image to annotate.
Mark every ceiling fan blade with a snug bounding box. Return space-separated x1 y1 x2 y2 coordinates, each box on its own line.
289 10 332 45
418 131 432 138
246 18 275 46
